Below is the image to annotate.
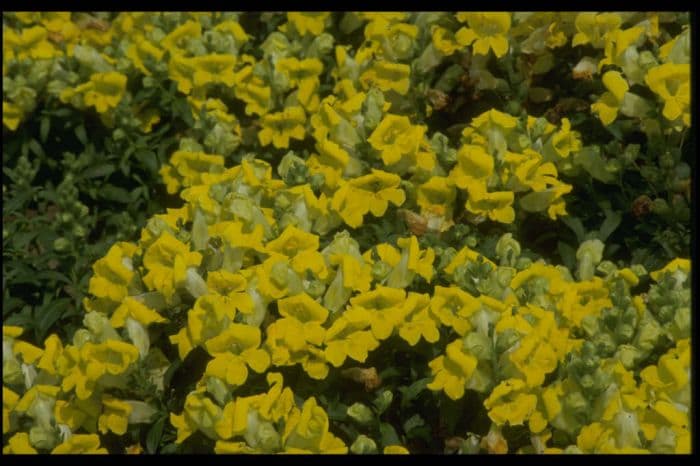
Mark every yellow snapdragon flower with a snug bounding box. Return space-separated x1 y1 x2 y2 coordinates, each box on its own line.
456 13 512 58
645 63 690 127
427 339 479 400
258 106 306 149
591 71 629 125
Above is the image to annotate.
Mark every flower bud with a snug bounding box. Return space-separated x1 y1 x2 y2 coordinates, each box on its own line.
347 402 374 425
350 434 378 454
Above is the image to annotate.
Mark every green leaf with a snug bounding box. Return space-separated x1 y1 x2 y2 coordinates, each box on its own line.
398 377 430 408
75 125 88 145
81 163 116 179
100 185 132 203
379 422 400 447
28 139 45 158
373 390 393 415
558 241 577 271
574 146 616 183
40 117 50 142
35 298 70 339
135 149 158 174
146 416 165 454
402 414 425 434
518 190 556 213
561 216 585 243
598 209 622 242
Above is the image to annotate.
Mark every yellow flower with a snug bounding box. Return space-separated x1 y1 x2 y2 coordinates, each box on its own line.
3 432 37 454
385 236 435 287
3 101 23 131
57 341 138 400
283 397 348 453
591 71 629 125
266 225 319 258
649 257 690 282
276 57 323 86
51 434 109 455
324 308 380 367
427 339 478 400
98 396 133 435
61 72 128 114
214 20 250 44
142 232 202 302
110 297 167 328
430 286 480 336
504 149 560 193
167 53 196 94
331 170 405 228
125 35 164 76
550 118 582 158
350 287 406 340
258 106 306 148
12 340 43 364
88 242 137 303
645 63 690 127
557 278 611 327
483 378 538 427
456 13 511 58
397 292 439 346
233 65 272 116
383 445 410 454
571 13 622 48
367 114 426 167
191 54 237 89
359 61 411 95
443 246 497 277
162 20 201 53
266 294 329 379
170 388 222 443
462 109 518 156
287 12 330 36
599 26 644 69
160 150 225 194
450 144 494 191
432 26 461 56
54 397 100 432
465 182 515 224
5 25 58 61
169 294 237 359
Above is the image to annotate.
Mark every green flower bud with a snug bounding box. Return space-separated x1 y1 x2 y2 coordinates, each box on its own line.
72 329 93 348
576 239 605 281
615 345 642 369
363 88 385 131
53 237 71 252
72 225 87 238
179 137 203 152
374 390 393 414
256 421 281 452
350 434 378 454
270 262 289 288
463 331 492 361
126 400 158 424
83 312 120 342
3 358 23 385
29 425 58 450
307 33 334 58
185 268 208 299
347 402 374 425
206 376 230 406
495 233 521 266
371 260 392 281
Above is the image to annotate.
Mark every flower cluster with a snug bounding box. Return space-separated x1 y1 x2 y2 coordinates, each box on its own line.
2 11 691 455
